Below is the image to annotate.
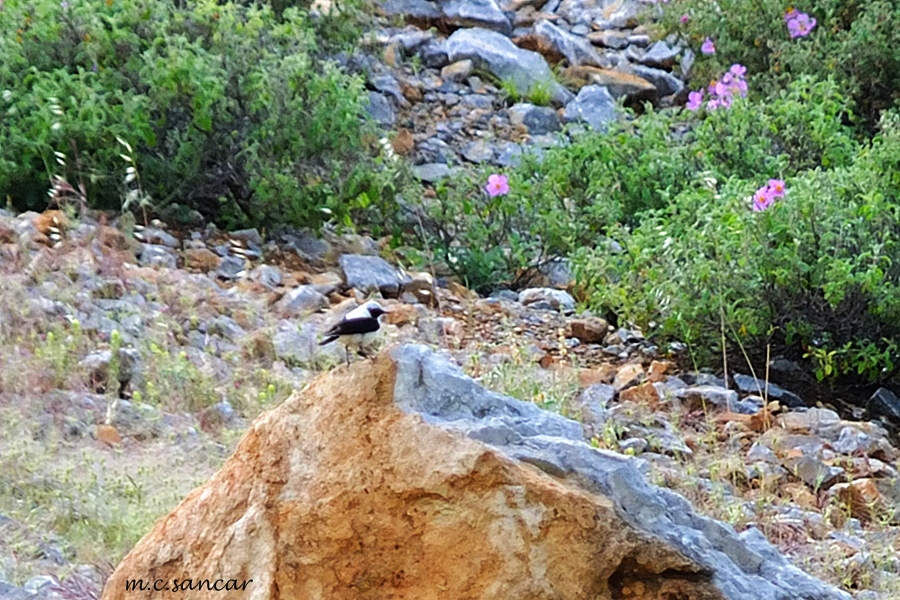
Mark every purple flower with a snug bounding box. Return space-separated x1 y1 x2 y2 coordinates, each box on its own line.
729 64 747 78
686 90 704 111
752 180 787 211
680 14 689 24
485 173 509 197
752 188 773 212
767 179 786 197
701 37 716 55
787 12 816 38
784 8 799 22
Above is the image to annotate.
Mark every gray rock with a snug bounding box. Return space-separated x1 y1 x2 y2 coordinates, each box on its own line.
390 345 850 600
676 385 739 411
340 254 402 297
867 387 900 424
229 228 263 246
639 40 681 69
445 28 572 106
365 91 395 126
138 244 177 269
517 287 576 313
136 227 179 248
492 141 526 167
203 316 246 341
276 285 330 316
461 94 494 110
378 0 441 19
273 321 336 367
625 64 684 97
508 103 560 135
216 255 246 280
252 264 282 289
107 398 163 439
412 163 454 182
389 29 434 52
733 374 805 408
563 85 618 132
461 140 495 163
80 347 142 385
420 40 450 68
371 74 409 107
534 20 605 68
441 0 511 35
441 59 474 82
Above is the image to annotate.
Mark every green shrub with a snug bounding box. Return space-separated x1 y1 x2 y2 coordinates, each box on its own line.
573 110 900 385
666 0 900 130
0 0 398 229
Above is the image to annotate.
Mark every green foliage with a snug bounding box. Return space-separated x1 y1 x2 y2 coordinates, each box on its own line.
666 0 900 130
0 0 398 229
691 75 857 177
573 109 900 385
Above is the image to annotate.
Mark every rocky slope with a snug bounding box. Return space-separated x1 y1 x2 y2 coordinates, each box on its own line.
0 208 898 599
351 0 691 177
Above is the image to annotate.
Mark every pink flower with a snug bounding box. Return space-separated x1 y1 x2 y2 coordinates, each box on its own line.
686 90 704 111
787 11 816 38
768 179 786 197
752 180 787 211
701 37 716 55
485 173 509 197
680 14 689 24
752 188 773 212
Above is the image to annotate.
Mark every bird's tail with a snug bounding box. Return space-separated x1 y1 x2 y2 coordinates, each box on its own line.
319 335 338 346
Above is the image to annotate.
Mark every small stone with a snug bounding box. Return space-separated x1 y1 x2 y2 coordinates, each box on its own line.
647 360 670 383
138 227 179 248
619 381 660 406
96 423 122 445
675 385 739 411
339 254 402 297
508 103 561 135
391 128 415 156
309 271 344 296
586 30 630 49
216 255 246 280
139 244 177 269
183 248 221 271
462 140 495 163
441 59 474 82
412 163 454 182
518 288 576 313
366 91 395 126
866 387 900 424
401 272 437 306
276 285 330 316
618 437 648 454
639 41 681 70
563 85 618 131
568 317 609 343
613 363 644 391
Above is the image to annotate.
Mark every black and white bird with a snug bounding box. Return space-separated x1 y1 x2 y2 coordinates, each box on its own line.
319 301 388 365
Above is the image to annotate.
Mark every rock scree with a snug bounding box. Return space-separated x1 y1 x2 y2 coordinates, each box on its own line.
101 345 849 600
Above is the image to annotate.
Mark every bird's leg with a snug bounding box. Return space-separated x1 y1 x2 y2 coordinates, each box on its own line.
345 345 351 367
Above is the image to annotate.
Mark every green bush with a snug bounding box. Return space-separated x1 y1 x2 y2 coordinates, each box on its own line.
573 108 900 386
666 0 900 130
0 0 398 229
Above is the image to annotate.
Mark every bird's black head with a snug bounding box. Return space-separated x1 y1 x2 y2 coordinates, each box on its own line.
367 305 387 319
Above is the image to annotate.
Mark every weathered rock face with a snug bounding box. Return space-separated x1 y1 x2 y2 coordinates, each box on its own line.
102 346 849 600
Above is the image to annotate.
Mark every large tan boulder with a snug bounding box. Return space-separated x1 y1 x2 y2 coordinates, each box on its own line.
102 346 848 600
